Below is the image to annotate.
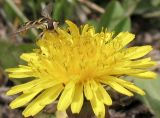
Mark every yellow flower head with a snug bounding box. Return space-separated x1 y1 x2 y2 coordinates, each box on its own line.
6 20 156 118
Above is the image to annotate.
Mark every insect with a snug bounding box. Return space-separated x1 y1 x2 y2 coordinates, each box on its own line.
13 3 59 35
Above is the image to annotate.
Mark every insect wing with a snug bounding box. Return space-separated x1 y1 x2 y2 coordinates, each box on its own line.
41 3 53 19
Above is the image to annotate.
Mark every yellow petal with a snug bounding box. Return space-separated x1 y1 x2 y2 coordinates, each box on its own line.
130 58 156 68
124 46 152 59
25 79 62 93
122 84 145 95
82 24 89 35
6 79 40 95
108 76 133 85
100 76 133 96
110 68 145 75
71 84 83 113
8 73 33 78
107 81 133 96
98 84 112 105
90 80 99 91
6 66 32 73
20 53 38 62
90 80 103 102
90 91 105 118
57 81 75 111
6 66 33 78
10 90 41 109
111 32 135 51
57 28 72 43
23 84 63 117
65 20 80 38
129 71 157 79
113 78 145 95
84 81 93 100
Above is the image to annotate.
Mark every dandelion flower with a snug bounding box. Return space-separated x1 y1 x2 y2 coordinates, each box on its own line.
6 20 157 118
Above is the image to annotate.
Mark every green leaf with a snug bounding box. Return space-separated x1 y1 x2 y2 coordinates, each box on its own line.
27 1 37 19
134 0 154 14
53 0 75 22
121 0 140 16
86 20 98 30
114 17 131 33
53 0 64 21
0 41 35 69
134 77 160 117
135 78 160 101
138 93 160 118
97 0 125 31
